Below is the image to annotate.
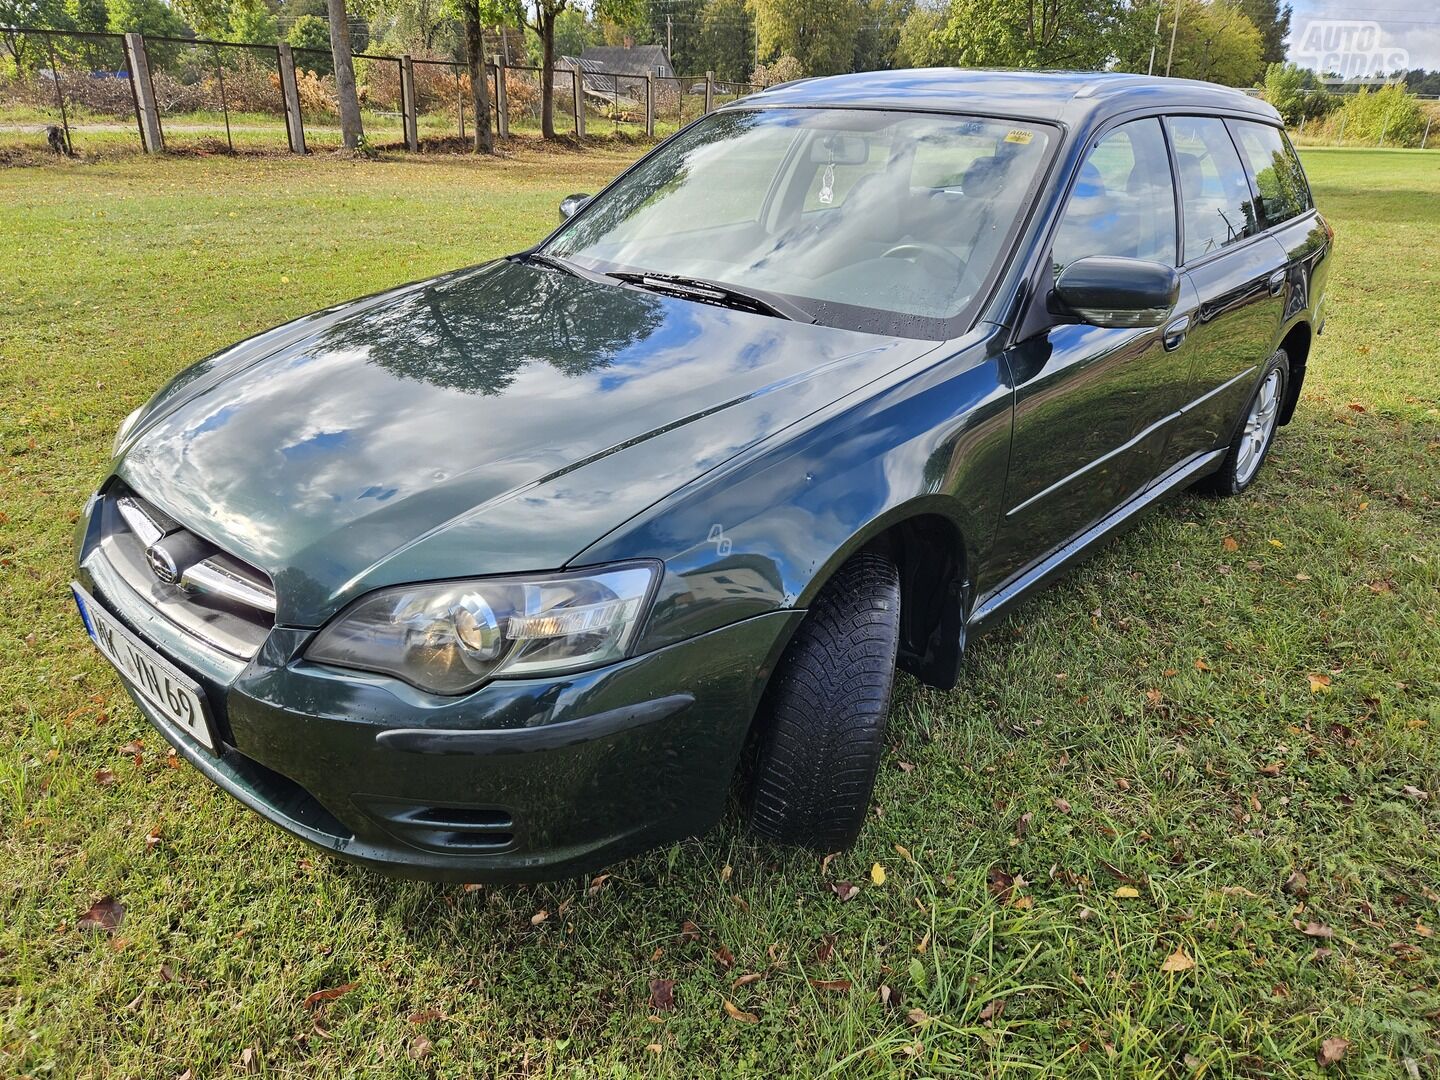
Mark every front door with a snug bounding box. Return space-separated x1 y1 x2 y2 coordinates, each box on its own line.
985 116 1188 591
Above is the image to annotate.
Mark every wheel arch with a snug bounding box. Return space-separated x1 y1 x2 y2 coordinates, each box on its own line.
1276 319 1312 425
794 501 972 690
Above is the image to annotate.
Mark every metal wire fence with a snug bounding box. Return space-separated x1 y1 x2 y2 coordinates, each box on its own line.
1 25 738 157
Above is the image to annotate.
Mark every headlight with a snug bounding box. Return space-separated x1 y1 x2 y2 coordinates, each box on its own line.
112 406 143 455
305 563 658 694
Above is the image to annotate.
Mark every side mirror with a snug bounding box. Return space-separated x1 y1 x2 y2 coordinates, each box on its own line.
1053 256 1179 329
558 193 591 222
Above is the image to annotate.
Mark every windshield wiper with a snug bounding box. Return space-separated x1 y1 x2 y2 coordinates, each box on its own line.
609 271 814 323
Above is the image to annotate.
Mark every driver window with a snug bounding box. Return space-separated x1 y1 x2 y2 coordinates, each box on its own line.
1051 118 1178 276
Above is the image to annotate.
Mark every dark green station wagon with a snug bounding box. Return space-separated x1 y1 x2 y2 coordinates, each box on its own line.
73 69 1330 881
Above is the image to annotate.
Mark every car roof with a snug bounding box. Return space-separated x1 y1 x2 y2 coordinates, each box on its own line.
739 68 1280 127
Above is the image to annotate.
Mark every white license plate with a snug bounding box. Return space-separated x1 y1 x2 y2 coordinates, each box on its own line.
72 584 216 751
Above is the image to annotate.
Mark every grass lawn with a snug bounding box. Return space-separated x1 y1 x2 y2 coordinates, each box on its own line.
1 146 1437 1078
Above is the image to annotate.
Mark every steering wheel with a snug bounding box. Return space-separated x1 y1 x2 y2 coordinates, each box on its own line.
881 241 965 278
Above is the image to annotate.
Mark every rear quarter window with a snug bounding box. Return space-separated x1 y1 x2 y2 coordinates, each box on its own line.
1227 119 1312 226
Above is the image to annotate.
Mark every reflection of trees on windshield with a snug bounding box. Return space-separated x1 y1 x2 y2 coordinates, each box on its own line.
549 110 769 256
319 262 666 396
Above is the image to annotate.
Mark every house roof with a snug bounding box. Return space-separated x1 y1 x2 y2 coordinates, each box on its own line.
579 45 674 79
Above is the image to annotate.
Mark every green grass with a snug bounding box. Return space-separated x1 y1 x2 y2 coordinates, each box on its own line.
1 147 1437 1078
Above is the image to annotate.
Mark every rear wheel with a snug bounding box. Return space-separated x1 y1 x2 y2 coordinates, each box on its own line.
748 552 901 851
1198 349 1288 497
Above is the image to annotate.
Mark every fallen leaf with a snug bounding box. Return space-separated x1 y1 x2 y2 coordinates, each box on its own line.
94 767 116 786
1053 797 1072 813
977 998 1007 1023
1012 894 1034 910
820 852 838 876
815 934 836 963
1295 921 1334 939
78 897 124 934
679 920 702 942
1258 762 1284 777
720 864 732 883
530 909 549 926
1194 658 1212 672
1015 810 1034 837
809 978 852 992
831 881 859 901
1220 885 1259 899
906 1007 932 1028
878 984 899 1008
901 1041 923 1057
1317 1036 1350 1066
165 748 179 769
1268 538 1285 549
303 982 357 1009
713 945 734 970
1283 870 1309 898
1114 886 1140 899
239 1048 259 1074
732 972 763 988
587 873 611 895
407 1035 432 1062
408 1008 444 1024
1160 947 1196 972
914 931 931 954
648 978 675 1012
1222 536 1239 552
1307 673 1332 693
871 863 887 886
1116 777 1132 792
896 761 915 772
1415 921 1433 939
1144 688 1163 706
722 999 759 1024
894 843 914 863
645 1042 663 1054
1401 785 1430 802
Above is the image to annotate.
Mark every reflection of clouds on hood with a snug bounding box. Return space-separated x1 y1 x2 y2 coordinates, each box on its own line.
117 259 927 623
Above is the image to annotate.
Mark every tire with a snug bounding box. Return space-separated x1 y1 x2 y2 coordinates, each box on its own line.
748 552 901 851
1197 349 1289 497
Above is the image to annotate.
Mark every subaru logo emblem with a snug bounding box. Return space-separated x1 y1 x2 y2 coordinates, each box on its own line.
145 543 180 585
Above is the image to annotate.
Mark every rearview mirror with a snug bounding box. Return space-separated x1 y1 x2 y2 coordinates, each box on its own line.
1052 256 1179 329
808 134 869 165
558 193 591 222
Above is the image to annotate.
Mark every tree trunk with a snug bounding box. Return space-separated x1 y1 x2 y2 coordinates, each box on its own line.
540 8 557 140
463 0 494 153
327 0 364 149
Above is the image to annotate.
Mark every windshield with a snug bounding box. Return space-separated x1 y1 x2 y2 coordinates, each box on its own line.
544 108 1054 339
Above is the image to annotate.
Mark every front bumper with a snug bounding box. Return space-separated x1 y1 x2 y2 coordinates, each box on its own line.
75 548 802 883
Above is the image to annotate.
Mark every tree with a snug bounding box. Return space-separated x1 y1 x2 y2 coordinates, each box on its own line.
459 0 493 152
2 0 71 68
700 0 753 81
512 0 642 141
1262 61 1333 123
228 0 278 42
895 6 944 67
852 0 910 72
327 0 364 148
749 0 862 76
1157 0 1263 85
64 0 111 67
288 13 333 69
1235 0 1288 65
929 0 1123 69
552 6 595 57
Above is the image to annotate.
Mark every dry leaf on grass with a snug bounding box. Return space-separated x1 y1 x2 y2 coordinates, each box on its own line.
649 979 675 1012
1317 1037 1350 1066
713 945 734 970
1308 673 1333 693
77 897 124 934
732 973 763 988
530 910 549 926
831 881 859 901
407 1035 432 1061
303 982 357 1009
1114 886 1140 899
1160 947 1196 972
809 978 852 992
870 863 887 886
1295 921 1334 939
722 999 759 1024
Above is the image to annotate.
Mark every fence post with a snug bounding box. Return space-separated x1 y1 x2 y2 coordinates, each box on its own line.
1423 116 1432 150
645 73 655 137
1336 113 1346 145
400 55 419 150
572 66 585 138
704 70 714 114
276 43 306 154
124 33 163 153
493 56 508 138
1379 107 1391 147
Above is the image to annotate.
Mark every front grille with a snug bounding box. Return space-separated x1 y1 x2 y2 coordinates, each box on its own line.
92 484 276 660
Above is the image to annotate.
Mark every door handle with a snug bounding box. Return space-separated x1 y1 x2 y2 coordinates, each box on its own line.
1267 269 1287 296
1163 314 1190 351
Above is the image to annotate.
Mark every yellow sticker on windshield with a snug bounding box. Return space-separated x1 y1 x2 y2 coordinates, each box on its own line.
1004 129 1034 144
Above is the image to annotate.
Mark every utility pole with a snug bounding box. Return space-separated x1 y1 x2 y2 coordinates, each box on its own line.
666 13 671 56
1165 0 1183 78
1147 0 1164 75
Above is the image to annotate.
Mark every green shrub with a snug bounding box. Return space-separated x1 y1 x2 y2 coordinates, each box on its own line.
1263 62 1336 125
1332 83 1426 146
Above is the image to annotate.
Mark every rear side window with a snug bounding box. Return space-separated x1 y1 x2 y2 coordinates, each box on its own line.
1167 116 1260 263
1051 117 1177 274
1227 119 1311 226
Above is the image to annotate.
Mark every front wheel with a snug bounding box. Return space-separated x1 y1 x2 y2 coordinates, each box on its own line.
1198 349 1289 497
748 552 901 851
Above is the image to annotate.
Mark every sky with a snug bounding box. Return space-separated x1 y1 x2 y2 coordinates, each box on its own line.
1285 0 1440 74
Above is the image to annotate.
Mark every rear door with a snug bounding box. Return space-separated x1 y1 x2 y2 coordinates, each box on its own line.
1162 115 1288 463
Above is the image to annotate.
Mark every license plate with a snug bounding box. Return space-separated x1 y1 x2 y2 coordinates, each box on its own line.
72 584 217 752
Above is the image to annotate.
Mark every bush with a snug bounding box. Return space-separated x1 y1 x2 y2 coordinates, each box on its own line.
1331 83 1427 146
751 55 803 88
1263 62 1335 126
287 15 333 76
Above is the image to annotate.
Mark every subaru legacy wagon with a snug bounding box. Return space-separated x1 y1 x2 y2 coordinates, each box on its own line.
73 69 1330 881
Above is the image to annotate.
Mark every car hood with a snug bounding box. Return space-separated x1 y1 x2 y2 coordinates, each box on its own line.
118 259 937 626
